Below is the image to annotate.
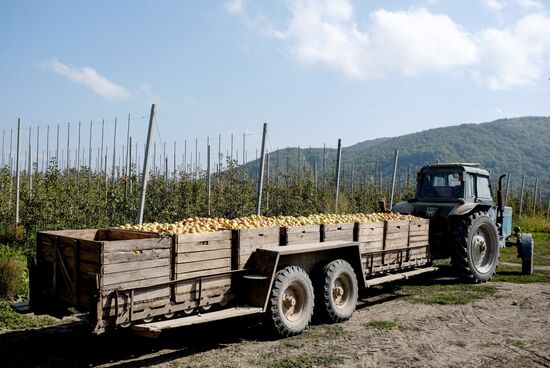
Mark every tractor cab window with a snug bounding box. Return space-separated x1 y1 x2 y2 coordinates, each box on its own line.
418 169 464 200
476 176 492 199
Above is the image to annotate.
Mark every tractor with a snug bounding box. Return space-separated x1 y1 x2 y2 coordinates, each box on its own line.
393 163 533 282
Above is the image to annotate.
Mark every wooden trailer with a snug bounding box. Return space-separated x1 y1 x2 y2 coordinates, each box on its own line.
32 218 432 336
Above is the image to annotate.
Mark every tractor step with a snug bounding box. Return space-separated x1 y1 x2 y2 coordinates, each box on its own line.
365 266 438 287
132 307 264 338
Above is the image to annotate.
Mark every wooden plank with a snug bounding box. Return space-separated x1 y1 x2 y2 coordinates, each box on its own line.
176 230 232 243
104 238 171 253
176 249 231 263
409 235 429 242
41 229 99 241
177 239 231 253
132 307 264 336
386 232 409 240
386 221 409 234
386 238 409 249
102 267 170 287
104 248 170 264
79 262 101 274
100 229 160 241
287 232 320 245
76 239 102 254
239 233 279 247
238 227 280 237
286 225 320 234
102 276 170 291
324 223 355 231
357 234 384 242
324 231 354 241
79 249 101 264
359 241 384 253
175 267 231 280
176 258 231 273
104 258 170 274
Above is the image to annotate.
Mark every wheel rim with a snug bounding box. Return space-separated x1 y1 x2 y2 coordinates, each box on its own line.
332 274 351 309
471 223 497 274
281 283 305 322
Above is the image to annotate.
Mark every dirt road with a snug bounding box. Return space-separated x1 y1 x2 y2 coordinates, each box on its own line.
1 280 549 368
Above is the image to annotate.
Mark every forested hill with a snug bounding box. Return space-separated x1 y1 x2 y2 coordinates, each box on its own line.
249 116 550 190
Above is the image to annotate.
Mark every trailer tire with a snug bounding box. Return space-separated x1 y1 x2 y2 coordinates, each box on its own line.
451 212 499 283
267 266 314 337
316 260 358 323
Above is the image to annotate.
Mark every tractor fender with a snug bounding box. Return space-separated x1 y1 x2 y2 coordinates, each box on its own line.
392 201 414 214
448 203 493 216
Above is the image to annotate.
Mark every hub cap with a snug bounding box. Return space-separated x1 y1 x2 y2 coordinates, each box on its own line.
282 284 305 322
471 223 496 274
332 275 351 309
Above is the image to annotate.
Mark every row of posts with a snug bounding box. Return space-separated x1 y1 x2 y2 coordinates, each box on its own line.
8 106 549 225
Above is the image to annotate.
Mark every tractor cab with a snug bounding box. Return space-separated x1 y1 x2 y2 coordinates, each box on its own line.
393 164 501 243
393 163 531 282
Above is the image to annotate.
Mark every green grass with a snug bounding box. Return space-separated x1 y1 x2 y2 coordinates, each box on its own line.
500 232 550 266
365 320 406 331
495 265 550 283
0 301 57 331
253 353 344 368
399 282 497 305
511 340 525 348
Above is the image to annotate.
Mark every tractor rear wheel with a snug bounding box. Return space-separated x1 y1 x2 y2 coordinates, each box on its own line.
451 212 499 283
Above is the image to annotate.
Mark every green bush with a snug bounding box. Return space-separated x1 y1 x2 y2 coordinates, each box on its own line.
515 216 550 233
0 244 29 301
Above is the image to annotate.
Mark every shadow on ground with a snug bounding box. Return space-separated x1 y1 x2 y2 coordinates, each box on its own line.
0 313 272 368
1 265 464 368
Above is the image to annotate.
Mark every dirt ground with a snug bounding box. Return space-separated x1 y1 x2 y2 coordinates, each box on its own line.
1 279 549 368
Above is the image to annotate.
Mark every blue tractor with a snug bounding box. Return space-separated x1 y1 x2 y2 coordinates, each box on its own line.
393 163 533 283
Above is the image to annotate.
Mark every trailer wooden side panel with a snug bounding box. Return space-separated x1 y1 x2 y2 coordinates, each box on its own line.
281 225 321 245
174 231 233 306
322 223 355 242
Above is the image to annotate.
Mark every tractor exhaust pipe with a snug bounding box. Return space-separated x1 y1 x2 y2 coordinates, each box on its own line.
497 174 506 230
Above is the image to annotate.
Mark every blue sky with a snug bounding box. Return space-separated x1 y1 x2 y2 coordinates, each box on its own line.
1 0 550 168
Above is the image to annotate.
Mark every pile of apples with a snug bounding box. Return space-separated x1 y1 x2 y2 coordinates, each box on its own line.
119 213 419 235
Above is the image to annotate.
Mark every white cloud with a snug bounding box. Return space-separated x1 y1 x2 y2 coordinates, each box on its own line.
476 13 550 89
41 59 130 100
226 0 244 15
263 2 477 79
230 0 550 89
481 0 505 12
516 0 544 10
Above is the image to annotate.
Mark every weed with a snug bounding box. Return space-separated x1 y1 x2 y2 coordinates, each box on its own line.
366 320 406 331
253 353 344 368
511 340 525 348
400 283 497 305
494 266 550 283
0 244 28 301
0 301 57 331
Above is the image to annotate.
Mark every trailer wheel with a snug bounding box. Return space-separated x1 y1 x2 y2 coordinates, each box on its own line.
451 212 499 283
316 260 358 323
267 266 314 337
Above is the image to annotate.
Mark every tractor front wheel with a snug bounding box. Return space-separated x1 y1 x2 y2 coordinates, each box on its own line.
451 212 499 283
